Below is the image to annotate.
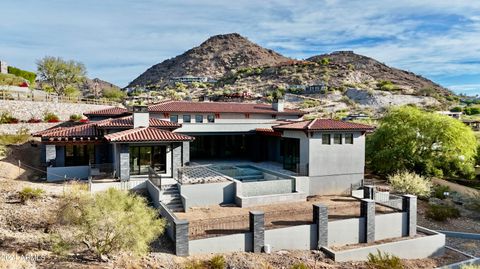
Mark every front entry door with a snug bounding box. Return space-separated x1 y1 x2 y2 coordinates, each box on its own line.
129 146 167 175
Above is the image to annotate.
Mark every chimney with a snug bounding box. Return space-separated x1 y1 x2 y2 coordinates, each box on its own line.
132 105 149 128
272 98 284 112
0 61 8 74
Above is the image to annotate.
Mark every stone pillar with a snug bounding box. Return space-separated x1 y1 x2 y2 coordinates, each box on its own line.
363 185 374 199
402 195 417 237
174 219 189 256
249 211 265 253
313 204 328 248
172 143 182 179
360 199 375 243
119 144 130 181
182 141 190 165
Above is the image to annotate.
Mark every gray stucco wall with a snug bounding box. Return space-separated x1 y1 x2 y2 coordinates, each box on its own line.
328 218 366 247
179 181 235 209
47 166 90 181
240 179 293 197
375 212 407 241
265 224 317 251
189 232 253 255
309 174 363 195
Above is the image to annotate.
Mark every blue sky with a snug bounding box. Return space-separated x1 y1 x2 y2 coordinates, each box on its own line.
1 0 480 95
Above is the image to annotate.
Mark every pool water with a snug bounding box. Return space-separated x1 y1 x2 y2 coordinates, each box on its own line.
210 165 266 181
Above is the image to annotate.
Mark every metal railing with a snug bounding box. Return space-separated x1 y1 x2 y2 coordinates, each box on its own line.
0 88 120 106
148 167 162 187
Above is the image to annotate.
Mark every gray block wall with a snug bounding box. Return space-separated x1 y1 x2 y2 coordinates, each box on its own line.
172 143 182 178
119 144 130 181
250 211 265 253
361 199 375 243
175 220 189 256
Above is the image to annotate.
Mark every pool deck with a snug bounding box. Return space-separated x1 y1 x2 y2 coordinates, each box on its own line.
190 160 299 177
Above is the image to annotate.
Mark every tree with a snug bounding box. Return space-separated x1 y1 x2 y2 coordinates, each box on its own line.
102 87 126 102
36 56 86 96
57 188 165 258
367 106 477 179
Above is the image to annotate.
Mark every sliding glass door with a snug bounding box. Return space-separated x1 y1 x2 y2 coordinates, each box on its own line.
282 138 300 172
129 146 167 175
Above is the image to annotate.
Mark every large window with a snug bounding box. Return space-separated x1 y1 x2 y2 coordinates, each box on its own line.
170 115 178 123
129 146 167 175
345 133 354 144
65 144 94 166
207 114 215 123
183 115 191 123
322 134 331 145
195 115 203 123
283 138 300 172
334 134 342 144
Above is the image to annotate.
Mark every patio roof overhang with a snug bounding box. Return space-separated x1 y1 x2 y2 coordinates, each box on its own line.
104 127 194 143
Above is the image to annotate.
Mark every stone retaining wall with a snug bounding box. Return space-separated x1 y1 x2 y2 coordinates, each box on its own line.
0 100 114 121
0 122 61 134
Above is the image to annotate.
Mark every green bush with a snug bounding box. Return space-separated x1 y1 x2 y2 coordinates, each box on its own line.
366 250 403 269
432 185 451 199
450 106 463 112
0 73 27 86
426 204 460 221
7 66 36 84
102 87 126 102
320 58 330 65
0 129 31 146
300 99 320 109
291 263 309 269
388 171 432 198
43 112 60 122
57 187 165 258
69 114 82 121
466 193 480 212
18 187 45 203
464 107 480 115
376 80 399 91
0 111 19 124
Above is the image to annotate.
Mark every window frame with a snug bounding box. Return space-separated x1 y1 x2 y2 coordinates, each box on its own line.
170 115 178 123
334 133 343 144
183 115 191 123
207 114 215 123
345 133 354 144
322 134 331 145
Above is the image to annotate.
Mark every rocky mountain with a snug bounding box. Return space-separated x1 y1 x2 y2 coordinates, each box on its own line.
80 78 121 97
127 33 457 115
127 33 291 88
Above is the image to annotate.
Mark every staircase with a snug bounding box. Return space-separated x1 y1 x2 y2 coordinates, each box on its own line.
161 184 184 212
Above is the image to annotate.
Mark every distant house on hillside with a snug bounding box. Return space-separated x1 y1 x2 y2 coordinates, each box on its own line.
287 83 326 94
170 75 217 84
436 111 462 119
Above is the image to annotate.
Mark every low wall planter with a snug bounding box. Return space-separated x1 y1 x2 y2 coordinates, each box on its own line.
321 227 445 262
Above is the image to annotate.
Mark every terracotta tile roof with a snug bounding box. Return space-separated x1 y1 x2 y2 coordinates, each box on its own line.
95 116 180 129
34 123 102 141
255 128 282 137
104 127 194 142
83 107 129 117
273 119 374 131
148 101 305 115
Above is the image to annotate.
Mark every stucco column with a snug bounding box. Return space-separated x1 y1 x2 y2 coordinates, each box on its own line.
119 144 130 181
363 185 374 199
172 143 182 179
360 199 375 243
249 211 265 253
402 194 417 237
174 219 189 256
313 204 328 248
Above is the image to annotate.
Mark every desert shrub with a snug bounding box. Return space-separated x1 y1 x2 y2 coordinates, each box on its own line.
0 129 31 146
18 187 45 203
376 80 399 92
27 117 41 123
43 112 60 122
426 204 460 221
0 111 19 124
366 250 403 269
69 114 82 121
209 255 226 269
464 106 480 115
460 265 480 269
320 58 330 65
8 66 36 84
50 233 72 256
388 171 432 198
0 73 26 86
57 187 165 258
102 87 126 102
432 185 451 199
466 193 480 212
300 99 320 109
291 263 309 269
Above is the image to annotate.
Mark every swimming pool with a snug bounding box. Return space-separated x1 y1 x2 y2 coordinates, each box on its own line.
210 165 270 182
